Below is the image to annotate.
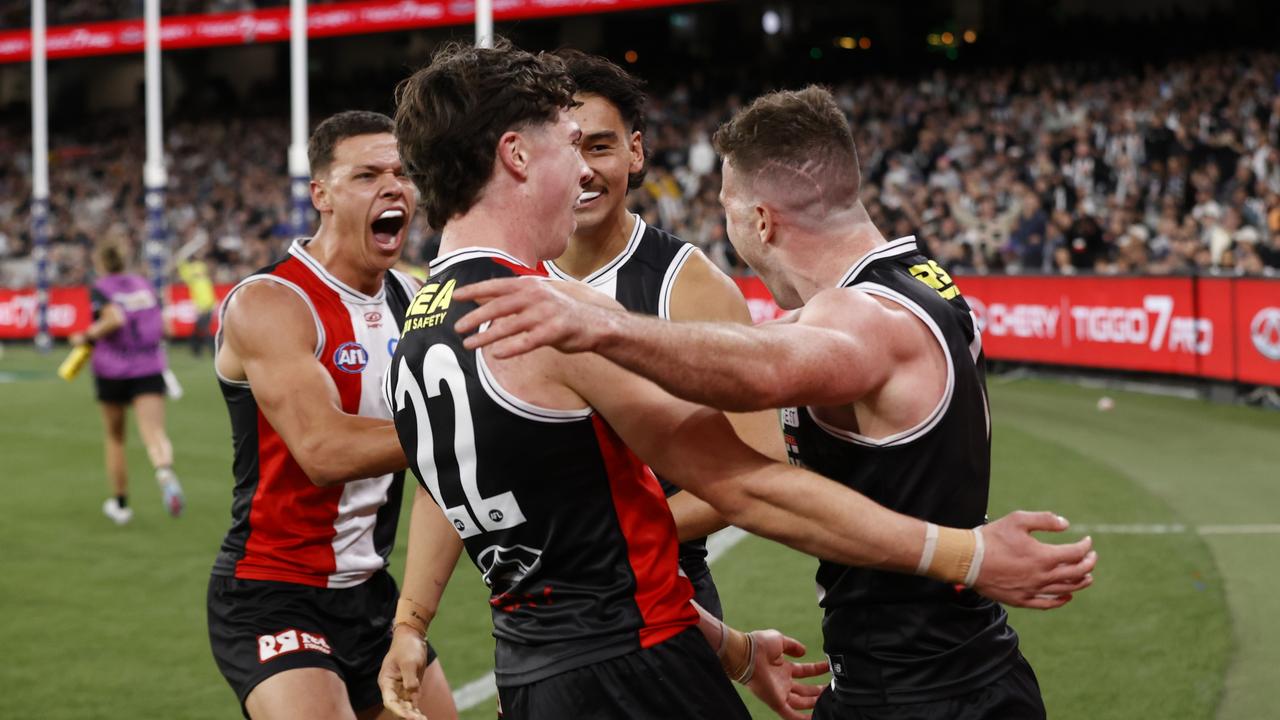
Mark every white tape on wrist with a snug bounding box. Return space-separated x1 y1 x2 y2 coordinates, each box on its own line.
916 522 939 575
963 527 985 587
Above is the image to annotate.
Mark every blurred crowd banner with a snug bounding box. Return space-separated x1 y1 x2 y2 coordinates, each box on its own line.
733 275 1280 387
0 284 233 340
0 0 712 63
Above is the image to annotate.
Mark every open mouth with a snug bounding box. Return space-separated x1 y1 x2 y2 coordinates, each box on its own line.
371 209 406 249
576 190 603 208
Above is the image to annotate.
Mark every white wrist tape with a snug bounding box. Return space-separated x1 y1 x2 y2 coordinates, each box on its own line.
916 522 940 575
963 527 985 587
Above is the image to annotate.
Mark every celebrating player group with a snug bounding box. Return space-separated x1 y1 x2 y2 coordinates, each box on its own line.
208 38 1096 720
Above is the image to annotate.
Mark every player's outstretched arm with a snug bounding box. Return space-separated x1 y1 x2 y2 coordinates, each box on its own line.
664 250 788 540
218 281 407 485
693 602 827 720
380 485 464 720
555 352 1096 608
455 278 892 412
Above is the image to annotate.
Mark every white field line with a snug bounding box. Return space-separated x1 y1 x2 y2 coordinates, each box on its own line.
1069 523 1280 535
451 526 750 711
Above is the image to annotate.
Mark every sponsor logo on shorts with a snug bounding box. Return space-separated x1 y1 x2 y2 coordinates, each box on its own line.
257 629 332 663
333 341 369 373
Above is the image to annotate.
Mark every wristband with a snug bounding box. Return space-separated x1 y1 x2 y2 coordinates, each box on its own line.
734 632 757 684
916 523 977 586
963 527 985 587
718 625 753 683
393 597 432 639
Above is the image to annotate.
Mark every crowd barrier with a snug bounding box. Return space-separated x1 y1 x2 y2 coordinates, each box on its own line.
0 284 233 340
4 275 1277 386
734 274 1280 387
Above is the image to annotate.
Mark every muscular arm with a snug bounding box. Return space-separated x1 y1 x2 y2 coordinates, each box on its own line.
456 279 899 412
560 347 920 571
665 251 786 541
545 349 1093 608
217 281 407 485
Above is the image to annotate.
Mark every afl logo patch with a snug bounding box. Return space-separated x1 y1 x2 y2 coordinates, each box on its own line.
333 342 369 374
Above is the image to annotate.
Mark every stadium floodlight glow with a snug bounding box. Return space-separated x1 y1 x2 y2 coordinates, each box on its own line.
964 29 977 43
860 37 871 50
762 10 781 35
941 31 954 45
838 36 855 50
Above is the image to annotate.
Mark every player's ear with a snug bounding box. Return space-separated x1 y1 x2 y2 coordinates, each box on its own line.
310 178 330 214
497 130 529 181
628 130 645 175
755 203 775 246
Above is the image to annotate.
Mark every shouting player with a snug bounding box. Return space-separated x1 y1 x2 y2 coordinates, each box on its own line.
207 111 456 720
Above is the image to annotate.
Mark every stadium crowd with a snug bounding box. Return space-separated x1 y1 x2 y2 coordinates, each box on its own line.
1 51 1279 288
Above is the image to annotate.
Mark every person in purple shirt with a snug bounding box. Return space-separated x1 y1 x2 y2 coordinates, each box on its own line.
70 241 184 525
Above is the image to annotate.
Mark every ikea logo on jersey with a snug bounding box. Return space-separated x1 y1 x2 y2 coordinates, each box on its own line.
333 342 369 373
403 278 457 333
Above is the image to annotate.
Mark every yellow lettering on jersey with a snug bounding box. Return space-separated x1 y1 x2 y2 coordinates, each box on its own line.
427 279 456 314
909 260 961 300
403 314 448 333
407 283 441 317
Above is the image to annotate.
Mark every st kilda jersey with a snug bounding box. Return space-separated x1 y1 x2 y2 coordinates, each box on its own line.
386 247 697 687
542 215 715 583
781 236 1020 704
211 239 413 589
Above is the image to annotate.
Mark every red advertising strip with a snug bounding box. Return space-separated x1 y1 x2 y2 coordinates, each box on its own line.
1232 279 1280 387
732 275 788 324
732 273 1280 387
0 0 713 64
0 284 233 340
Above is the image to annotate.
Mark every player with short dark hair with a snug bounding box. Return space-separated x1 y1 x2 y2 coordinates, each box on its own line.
544 49 783 620
455 85 1097 720
379 42 1093 720
207 110 456 720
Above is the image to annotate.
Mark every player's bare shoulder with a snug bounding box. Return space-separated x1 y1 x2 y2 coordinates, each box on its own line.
217 280 321 379
668 248 751 324
802 287 926 355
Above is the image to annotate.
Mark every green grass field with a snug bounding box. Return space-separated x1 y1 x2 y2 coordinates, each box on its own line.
1 344 1276 719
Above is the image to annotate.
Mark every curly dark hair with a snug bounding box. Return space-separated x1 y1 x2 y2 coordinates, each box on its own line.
713 85 860 207
307 110 395 178
552 49 649 189
394 39 577 229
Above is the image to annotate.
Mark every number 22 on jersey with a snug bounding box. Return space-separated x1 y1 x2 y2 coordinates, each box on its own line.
391 344 527 538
